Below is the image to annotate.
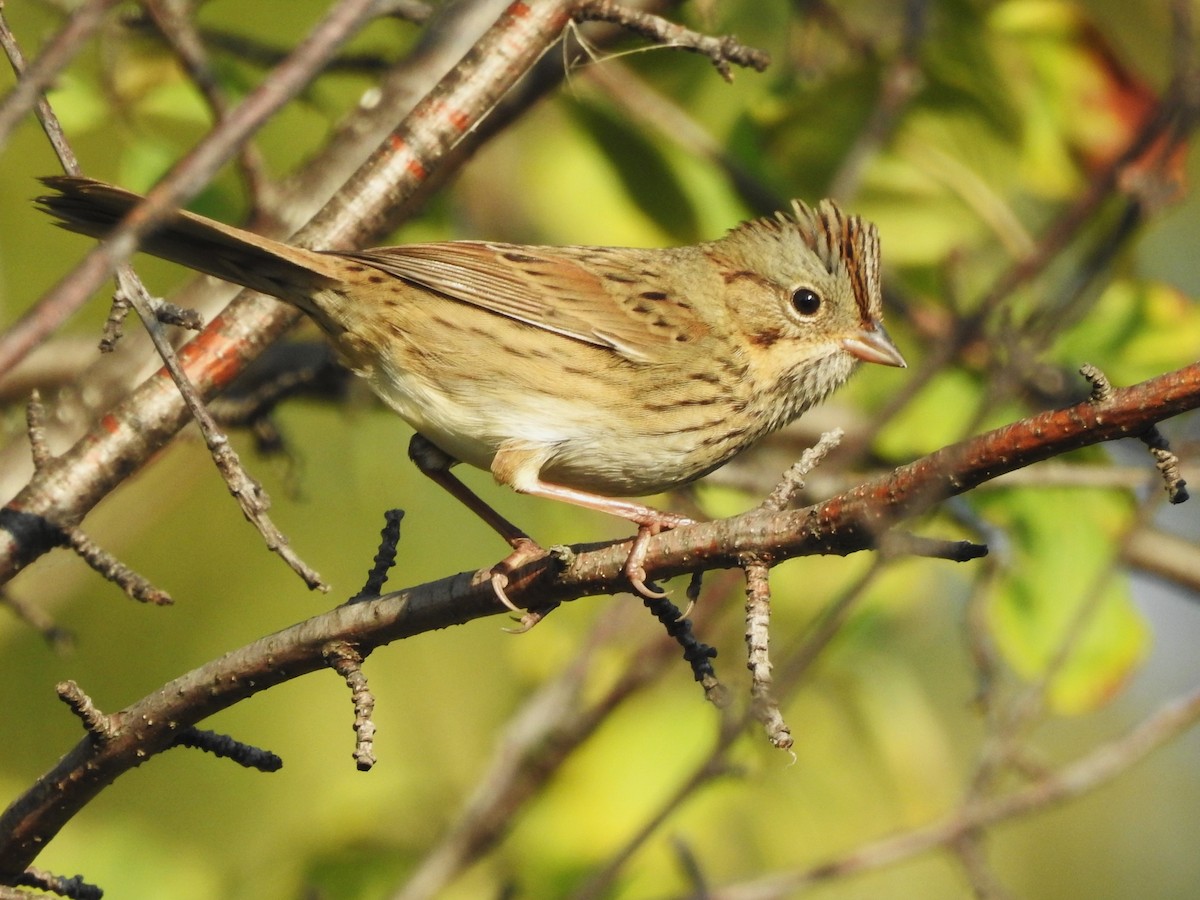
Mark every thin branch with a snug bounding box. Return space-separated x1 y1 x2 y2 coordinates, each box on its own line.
0 0 384 379
741 561 791 750
1123 527 1200 595
60 525 172 605
0 588 73 651
9 868 100 900
169 729 283 772
30 389 173 604
347 509 404 603
323 641 378 771
114 272 325 589
573 0 770 81
759 429 843 512
136 0 284 214
826 0 927 200
55 681 117 743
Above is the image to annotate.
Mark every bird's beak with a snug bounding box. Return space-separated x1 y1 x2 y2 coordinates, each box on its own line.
841 322 906 368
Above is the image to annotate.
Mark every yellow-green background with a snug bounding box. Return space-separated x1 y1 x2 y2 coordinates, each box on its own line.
2 1 1199 897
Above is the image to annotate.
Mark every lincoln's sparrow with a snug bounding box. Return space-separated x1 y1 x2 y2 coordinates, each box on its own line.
38 176 904 600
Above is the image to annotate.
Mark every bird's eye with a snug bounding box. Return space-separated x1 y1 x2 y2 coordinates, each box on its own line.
791 288 822 316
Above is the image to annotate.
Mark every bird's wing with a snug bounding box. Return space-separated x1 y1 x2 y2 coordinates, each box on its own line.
336 241 707 362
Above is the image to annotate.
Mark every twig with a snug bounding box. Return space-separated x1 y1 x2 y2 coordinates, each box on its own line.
324 641 377 771
60 525 173 605
950 833 1015 900
0 0 383 379
827 0 927 200
1123 527 1200 594
640 590 721 697
138 0 277 212
581 61 783 215
760 429 843 512
741 561 791 750
878 532 988 562
0 588 73 651
1083 363 1189 503
55 681 117 743
1141 427 1189 504
10 868 101 900
24 391 51 472
30 389 174 604
734 432 849 750
347 509 404 603
169 728 283 772
573 0 770 82
115 272 326 589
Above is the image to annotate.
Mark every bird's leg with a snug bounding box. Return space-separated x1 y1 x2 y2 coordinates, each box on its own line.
408 435 547 618
511 480 693 598
490 446 695 599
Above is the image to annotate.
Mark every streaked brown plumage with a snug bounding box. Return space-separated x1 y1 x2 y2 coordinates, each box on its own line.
38 175 905 598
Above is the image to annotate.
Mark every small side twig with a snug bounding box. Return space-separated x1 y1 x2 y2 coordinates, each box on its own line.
61 526 173 605
761 429 844 512
97 292 131 351
113 272 326 591
1082 363 1189 503
12 867 101 900
56 681 118 743
209 341 351 457
25 390 52 471
639 591 721 702
573 0 770 82
1140 427 1189 504
169 728 283 772
29 391 173 604
1080 362 1115 403
742 559 792 750
148 298 204 332
738 430 851 750
346 509 404 603
879 532 989 562
324 641 377 771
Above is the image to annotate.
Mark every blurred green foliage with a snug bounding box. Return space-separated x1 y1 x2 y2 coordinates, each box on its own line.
1 1 1198 898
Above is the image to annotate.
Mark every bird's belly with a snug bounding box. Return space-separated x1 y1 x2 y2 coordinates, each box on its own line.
370 367 734 497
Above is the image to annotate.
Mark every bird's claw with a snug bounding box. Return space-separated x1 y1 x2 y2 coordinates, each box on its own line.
489 537 558 631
